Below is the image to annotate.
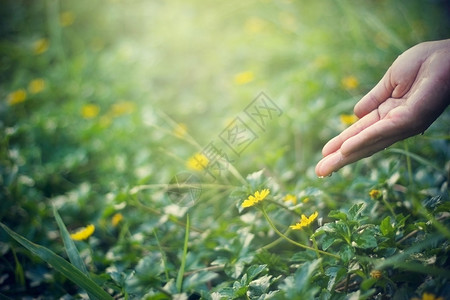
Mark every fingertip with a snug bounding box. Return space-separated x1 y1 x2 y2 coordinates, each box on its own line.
354 93 373 118
353 101 365 118
315 161 323 177
321 136 340 157
315 158 327 177
315 152 343 178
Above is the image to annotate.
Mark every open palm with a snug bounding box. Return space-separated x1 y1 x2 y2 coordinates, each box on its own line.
316 39 450 177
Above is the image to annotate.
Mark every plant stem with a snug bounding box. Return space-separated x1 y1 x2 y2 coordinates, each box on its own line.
260 206 340 260
310 233 325 273
176 214 190 293
403 141 413 186
381 189 396 217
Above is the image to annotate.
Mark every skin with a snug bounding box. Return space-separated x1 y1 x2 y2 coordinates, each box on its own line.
315 39 450 177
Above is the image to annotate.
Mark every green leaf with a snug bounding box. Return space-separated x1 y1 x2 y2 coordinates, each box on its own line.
232 280 248 297
248 274 273 298
387 148 441 171
435 202 450 213
354 228 378 249
360 278 377 291
0 222 113 300
321 235 343 251
281 259 321 298
380 216 395 237
12 248 25 286
53 207 89 275
176 214 190 292
328 210 347 221
53 207 96 300
348 203 365 221
340 244 355 263
335 222 351 243
294 260 321 291
182 271 218 291
325 266 346 291
246 264 267 283
246 169 266 190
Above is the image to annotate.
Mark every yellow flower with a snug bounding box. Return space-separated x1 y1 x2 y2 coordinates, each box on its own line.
7 89 27 105
340 114 358 126
109 101 135 117
28 78 46 94
413 293 444 300
290 211 318 230
341 75 359 90
283 194 297 205
234 71 254 85
33 38 49 55
70 224 95 241
370 270 382 279
60 11 75 27
369 189 381 200
81 104 100 119
111 213 123 227
242 189 270 208
186 153 209 171
173 123 188 138
302 197 310 204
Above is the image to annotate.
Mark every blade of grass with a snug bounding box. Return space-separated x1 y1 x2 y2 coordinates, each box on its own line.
12 247 25 286
371 234 448 272
360 9 407 51
387 148 441 171
53 207 96 300
0 222 113 300
154 228 170 282
176 214 190 292
53 207 88 275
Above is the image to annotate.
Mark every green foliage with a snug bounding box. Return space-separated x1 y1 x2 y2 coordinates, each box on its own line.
0 222 113 300
1 0 449 299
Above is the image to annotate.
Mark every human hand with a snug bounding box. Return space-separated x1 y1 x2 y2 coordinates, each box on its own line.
315 39 450 177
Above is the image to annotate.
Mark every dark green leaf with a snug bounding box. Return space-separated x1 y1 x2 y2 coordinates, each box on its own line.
328 210 347 221
340 244 355 263
354 228 378 249
0 222 113 300
380 216 395 237
348 203 365 221
246 264 267 282
53 207 89 275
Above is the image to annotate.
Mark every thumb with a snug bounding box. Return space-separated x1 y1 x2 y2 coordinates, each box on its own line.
354 69 394 118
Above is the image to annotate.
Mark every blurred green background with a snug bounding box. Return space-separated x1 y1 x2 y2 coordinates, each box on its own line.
1 0 449 298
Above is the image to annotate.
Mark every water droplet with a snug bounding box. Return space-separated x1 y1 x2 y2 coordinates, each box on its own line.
318 173 333 179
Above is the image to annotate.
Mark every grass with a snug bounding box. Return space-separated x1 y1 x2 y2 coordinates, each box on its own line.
0 0 449 299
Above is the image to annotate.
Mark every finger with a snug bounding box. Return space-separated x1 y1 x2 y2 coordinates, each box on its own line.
321 109 381 156
340 117 409 157
354 70 394 118
315 135 400 177
317 114 410 177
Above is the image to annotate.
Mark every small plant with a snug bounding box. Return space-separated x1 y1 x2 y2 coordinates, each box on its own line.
0 0 449 299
